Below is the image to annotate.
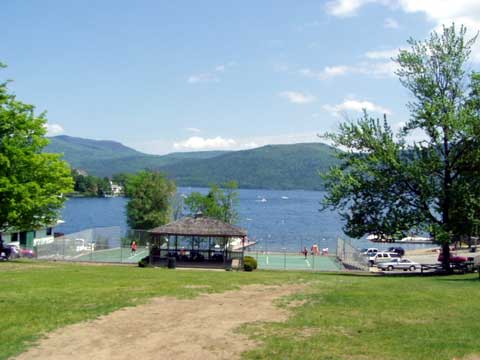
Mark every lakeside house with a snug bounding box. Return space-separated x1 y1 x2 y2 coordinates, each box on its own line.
110 181 123 196
1 220 64 249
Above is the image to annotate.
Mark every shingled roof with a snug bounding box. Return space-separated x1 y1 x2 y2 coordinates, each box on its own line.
149 216 247 237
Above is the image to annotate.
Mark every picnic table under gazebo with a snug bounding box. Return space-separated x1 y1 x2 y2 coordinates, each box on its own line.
148 215 248 268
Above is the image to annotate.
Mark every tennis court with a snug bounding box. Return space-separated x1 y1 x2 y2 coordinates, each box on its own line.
248 252 342 271
72 248 341 270
73 246 149 263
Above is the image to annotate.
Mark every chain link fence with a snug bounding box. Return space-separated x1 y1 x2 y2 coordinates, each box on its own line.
35 227 369 271
36 227 150 264
336 237 369 271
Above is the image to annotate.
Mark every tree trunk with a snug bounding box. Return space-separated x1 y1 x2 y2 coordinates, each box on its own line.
442 242 451 273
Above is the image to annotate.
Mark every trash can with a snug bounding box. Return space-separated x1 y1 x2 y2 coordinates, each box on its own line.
167 256 176 269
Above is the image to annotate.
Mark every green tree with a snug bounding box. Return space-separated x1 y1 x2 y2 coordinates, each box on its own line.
184 181 239 224
0 63 73 232
321 24 480 270
125 170 176 229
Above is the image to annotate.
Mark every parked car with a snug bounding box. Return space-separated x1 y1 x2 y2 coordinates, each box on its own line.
19 248 35 258
377 258 419 271
387 246 405 256
368 251 401 265
362 248 379 256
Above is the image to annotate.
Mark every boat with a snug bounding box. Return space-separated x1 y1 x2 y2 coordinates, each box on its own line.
398 236 434 244
281 196 289 200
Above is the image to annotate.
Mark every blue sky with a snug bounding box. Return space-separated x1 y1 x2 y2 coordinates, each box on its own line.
1 1 479 154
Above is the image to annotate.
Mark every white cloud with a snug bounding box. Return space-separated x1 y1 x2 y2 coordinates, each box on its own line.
44 123 64 136
187 62 235 84
364 48 400 60
279 91 316 104
187 73 219 84
130 132 329 155
300 60 397 80
326 0 480 62
325 0 377 17
323 99 392 116
384 17 400 29
299 66 351 80
173 136 237 150
186 127 201 133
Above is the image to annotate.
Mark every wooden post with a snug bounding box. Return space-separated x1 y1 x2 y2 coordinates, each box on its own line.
208 237 211 261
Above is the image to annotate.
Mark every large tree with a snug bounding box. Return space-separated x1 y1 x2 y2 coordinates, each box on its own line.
125 170 176 229
184 181 239 224
0 63 73 233
321 25 480 270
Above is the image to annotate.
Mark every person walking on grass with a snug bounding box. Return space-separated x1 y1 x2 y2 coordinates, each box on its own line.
131 241 137 256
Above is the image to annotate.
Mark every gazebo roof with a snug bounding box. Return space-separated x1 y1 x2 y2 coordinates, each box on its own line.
149 216 247 237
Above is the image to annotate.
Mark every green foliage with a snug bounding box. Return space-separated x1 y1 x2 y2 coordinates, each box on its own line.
184 181 239 224
321 24 480 269
243 255 258 271
46 137 340 190
125 170 176 229
0 63 73 231
71 169 112 197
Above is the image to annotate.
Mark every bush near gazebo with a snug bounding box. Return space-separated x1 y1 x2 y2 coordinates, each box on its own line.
243 256 257 271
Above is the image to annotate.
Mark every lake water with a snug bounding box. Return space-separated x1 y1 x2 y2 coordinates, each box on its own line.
56 188 430 252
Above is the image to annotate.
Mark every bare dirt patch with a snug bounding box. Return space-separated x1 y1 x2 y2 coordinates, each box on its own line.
15 284 306 360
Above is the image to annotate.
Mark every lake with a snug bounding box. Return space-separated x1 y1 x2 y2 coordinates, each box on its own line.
56 188 429 252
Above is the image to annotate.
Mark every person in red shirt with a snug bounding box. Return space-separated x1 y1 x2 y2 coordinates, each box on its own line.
131 241 137 255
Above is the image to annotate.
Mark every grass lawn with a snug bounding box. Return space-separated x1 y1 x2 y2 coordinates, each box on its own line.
1 260 479 360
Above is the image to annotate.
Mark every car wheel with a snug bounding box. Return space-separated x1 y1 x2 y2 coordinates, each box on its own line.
387 265 394 271
409 265 416 271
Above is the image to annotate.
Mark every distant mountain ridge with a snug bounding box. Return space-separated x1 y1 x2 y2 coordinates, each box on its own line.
45 135 340 190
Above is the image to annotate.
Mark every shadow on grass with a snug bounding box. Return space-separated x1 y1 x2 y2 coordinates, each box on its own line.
434 276 480 282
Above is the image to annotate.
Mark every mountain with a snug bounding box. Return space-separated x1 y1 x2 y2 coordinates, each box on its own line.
160 143 339 190
45 136 229 176
45 136 340 190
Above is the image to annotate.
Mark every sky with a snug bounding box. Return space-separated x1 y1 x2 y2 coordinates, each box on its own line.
1 0 480 154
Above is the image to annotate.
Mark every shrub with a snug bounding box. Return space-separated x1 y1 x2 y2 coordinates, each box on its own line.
243 256 257 272
138 256 149 268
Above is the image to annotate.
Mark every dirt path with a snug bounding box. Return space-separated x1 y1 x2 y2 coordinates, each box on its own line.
15 284 305 360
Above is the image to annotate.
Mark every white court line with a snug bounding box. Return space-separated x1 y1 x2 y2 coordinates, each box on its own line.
305 259 311 268
128 250 147 259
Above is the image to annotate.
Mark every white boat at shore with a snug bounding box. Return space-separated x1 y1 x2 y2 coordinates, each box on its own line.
398 236 434 244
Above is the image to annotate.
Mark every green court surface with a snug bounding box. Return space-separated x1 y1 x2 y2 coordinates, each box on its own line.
248 252 342 271
74 246 149 263
73 248 341 270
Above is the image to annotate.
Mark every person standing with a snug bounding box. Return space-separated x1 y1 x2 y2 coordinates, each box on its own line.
131 240 137 256
303 247 308 259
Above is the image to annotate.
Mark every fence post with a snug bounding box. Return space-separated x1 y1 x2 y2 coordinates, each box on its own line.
312 252 315 271
283 248 286 269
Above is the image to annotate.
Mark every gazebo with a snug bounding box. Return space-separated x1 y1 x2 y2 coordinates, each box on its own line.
148 215 248 268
